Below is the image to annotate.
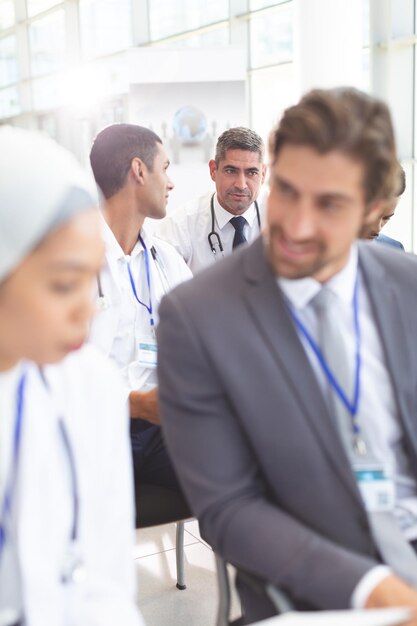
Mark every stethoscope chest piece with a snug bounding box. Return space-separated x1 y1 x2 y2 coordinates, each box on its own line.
96 295 110 311
61 542 86 585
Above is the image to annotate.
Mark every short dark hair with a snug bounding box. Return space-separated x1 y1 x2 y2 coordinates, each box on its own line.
89 123 162 199
269 87 398 205
215 127 264 164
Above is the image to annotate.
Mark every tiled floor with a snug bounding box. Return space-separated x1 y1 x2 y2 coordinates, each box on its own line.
134 520 241 626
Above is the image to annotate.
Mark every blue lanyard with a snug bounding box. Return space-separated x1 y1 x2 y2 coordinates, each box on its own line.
0 370 27 565
288 277 361 436
126 234 155 332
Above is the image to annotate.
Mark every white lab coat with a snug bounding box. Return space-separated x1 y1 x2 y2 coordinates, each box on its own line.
154 190 267 275
89 220 192 392
0 345 143 626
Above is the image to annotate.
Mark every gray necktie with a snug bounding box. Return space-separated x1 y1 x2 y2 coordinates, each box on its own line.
312 286 417 587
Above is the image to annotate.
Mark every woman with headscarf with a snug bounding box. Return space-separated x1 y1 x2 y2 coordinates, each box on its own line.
0 127 143 626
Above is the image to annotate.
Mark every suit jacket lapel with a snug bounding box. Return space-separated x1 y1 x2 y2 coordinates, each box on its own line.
358 245 417 462
241 239 363 505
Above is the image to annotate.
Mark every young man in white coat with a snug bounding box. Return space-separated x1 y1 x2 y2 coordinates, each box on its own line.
89 124 192 497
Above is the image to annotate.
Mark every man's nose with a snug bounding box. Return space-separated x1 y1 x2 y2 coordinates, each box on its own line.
286 202 317 240
234 171 247 190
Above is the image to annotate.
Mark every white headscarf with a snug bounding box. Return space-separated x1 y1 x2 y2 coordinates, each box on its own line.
0 126 98 282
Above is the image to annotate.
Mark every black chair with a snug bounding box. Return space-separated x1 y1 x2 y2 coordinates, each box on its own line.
135 483 192 589
215 553 294 626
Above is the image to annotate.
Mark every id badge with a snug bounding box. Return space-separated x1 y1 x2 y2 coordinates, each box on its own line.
355 465 395 513
137 339 158 369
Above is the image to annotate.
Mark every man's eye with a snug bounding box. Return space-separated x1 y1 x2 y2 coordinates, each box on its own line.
318 198 342 211
278 184 295 198
50 282 77 294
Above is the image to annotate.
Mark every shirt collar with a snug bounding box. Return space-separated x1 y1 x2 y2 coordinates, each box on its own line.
213 193 257 230
100 213 153 261
278 244 358 311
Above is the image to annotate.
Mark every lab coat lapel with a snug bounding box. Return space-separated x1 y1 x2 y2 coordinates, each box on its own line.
241 238 364 506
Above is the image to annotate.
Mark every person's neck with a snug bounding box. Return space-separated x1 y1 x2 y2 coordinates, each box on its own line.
104 193 145 255
0 350 20 373
313 250 352 284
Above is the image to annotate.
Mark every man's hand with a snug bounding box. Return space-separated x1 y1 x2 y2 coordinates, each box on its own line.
366 574 417 624
129 387 160 425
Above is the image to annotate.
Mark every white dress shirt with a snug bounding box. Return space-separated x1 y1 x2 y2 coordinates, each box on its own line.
89 218 192 394
154 190 266 275
0 347 143 626
278 245 417 607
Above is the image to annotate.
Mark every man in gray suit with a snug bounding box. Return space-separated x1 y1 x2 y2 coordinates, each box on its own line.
157 88 417 623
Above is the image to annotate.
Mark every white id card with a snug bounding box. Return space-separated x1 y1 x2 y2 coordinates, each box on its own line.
137 340 158 368
355 466 395 513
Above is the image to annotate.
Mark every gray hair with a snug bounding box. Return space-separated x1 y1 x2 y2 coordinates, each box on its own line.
215 127 265 164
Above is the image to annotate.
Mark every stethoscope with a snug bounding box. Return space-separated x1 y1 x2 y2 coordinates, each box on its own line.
96 239 171 312
0 367 83 600
38 368 84 585
208 193 261 257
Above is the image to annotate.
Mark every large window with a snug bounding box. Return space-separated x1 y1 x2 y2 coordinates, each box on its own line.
27 0 62 18
0 34 17 86
0 84 19 116
250 0 290 9
250 63 294 142
29 9 66 76
79 0 132 60
149 0 228 41
250 4 292 68
0 0 14 29
158 25 229 49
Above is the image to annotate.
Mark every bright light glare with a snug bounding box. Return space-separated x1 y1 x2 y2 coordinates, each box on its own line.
61 66 107 113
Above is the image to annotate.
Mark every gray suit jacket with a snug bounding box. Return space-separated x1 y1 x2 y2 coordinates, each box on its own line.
157 237 417 621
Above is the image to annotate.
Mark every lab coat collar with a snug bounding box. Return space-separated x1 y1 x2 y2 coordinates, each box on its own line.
100 214 154 262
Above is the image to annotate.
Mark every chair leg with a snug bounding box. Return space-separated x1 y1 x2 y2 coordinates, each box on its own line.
215 553 231 626
176 521 186 590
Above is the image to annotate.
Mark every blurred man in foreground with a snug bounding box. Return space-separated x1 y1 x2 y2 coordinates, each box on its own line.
157 88 417 624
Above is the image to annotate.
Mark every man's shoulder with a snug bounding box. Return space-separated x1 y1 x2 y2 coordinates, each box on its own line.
164 237 264 306
358 239 417 278
151 234 193 278
168 191 213 223
375 233 404 250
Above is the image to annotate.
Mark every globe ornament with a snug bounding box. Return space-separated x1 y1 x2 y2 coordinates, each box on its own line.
173 106 207 145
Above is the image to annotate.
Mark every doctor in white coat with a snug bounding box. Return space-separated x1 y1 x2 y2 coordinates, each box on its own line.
155 127 267 274
88 124 192 495
0 127 143 626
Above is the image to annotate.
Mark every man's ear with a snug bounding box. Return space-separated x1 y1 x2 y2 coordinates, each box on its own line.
130 157 146 185
363 199 384 228
209 159 217 182
261 164 267 184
